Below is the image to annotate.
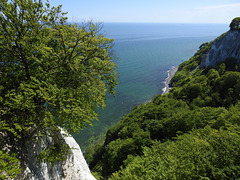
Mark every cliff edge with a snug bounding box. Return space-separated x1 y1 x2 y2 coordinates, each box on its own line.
203 17 240 67
14 129 96 180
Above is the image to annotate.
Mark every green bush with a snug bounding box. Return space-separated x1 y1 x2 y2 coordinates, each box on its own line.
230 17 240 30
111 126 240 180
0 151 21 179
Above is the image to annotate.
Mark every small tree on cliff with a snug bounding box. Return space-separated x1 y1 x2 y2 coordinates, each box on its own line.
0 0 117 177
230 17 240 30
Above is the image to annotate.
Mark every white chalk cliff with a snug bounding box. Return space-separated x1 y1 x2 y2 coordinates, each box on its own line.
204 30 240 67
14 129 96 180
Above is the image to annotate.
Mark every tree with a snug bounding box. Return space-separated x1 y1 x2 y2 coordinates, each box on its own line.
0 0 117 176
230 17 240 30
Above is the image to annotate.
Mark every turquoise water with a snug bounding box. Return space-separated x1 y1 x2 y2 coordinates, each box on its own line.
74 23 229 148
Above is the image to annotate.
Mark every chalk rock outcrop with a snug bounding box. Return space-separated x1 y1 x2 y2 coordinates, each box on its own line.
14 129 96 180
204 30 240 67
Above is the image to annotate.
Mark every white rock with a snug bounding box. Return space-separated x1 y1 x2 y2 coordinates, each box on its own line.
60 129 96 180
204 30 240 67
14 129 96 180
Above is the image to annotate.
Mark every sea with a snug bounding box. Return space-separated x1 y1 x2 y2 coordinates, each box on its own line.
73 23 229 148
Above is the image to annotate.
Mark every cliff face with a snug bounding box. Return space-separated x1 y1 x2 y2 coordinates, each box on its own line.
204 30 240 67
14 129 96 180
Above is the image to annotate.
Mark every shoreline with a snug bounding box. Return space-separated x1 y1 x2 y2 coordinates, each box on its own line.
162 66 178 95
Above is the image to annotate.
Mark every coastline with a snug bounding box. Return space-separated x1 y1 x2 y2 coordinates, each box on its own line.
162 66 178 95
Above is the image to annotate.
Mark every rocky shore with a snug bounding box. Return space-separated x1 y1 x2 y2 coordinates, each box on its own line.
162 66 178 95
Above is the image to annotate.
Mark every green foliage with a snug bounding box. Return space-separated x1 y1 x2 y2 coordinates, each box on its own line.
84 134 105 163
89 93 234 176
171 41 213 87
0 0 117 133
92 171 103 180
213 71 240 106
0 0 117 177
0 150 21 179
37 142 70 165
230 17 240 30
111 126 240 180
171 59 240 108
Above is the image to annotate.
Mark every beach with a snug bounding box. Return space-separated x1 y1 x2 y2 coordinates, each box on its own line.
162 66 178 95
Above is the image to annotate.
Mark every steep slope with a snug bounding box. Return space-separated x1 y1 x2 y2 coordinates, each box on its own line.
204 30 240 67
203 17 240 67
86 18 240 179
14 129 96 180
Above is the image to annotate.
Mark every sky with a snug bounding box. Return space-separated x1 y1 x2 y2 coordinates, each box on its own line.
48 0 240 23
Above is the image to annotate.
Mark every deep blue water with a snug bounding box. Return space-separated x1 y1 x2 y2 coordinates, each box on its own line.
74 23 229 148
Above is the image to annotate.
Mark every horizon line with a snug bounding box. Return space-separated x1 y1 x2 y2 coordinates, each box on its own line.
67 21 229 25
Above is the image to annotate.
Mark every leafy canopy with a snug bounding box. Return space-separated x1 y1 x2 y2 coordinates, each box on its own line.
230 17 240 30
0 0 117 135
0 0 117 177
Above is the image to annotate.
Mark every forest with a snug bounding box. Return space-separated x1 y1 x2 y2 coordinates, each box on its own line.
86 32 240 179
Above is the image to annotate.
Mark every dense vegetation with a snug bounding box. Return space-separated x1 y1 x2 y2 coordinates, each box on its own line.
86 30 240 179
0 0 117 178
230 17 240 30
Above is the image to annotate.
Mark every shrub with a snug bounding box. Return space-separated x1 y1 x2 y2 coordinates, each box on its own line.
230 17 240 30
